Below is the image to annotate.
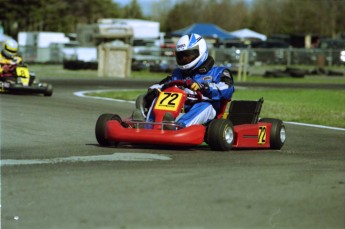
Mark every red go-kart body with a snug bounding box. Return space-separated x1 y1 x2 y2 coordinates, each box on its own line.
95 81 286 151
106 120 206 146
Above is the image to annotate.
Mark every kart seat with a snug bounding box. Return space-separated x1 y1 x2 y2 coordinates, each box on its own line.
227 97 264 125
216 99 231 119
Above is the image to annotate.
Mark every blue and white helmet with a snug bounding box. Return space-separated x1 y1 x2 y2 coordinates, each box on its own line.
175 33 208 71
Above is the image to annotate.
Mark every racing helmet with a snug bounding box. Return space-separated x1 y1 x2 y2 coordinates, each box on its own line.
175 33 208 71
2 39 18 59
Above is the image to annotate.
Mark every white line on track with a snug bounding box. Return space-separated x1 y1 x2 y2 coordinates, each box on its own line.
75 89 345 132
0 153 171 166
284 121 345 131
74 89 136 104
3 90 343 167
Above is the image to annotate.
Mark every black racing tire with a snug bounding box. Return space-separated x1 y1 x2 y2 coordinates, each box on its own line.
29 74 36 85
135 94 147 118
95 113 121 146
44 84 53 96
260 118 286 149
206 119 234 151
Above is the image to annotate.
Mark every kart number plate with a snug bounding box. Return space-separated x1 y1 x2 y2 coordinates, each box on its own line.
16 66 30 78
154 92 183 111
258 126 267 144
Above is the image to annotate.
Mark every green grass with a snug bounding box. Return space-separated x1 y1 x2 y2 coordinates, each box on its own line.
233 89 345 128
29 64 169 80
29 64 99 78
29 64 345 128
29 64 345 84
88 88 345 128
241 75 345 84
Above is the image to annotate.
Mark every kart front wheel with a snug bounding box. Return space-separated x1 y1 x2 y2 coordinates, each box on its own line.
95 113 121 146
135 94 147 118
44 84 53 96
260 118 286 149
206 119 234 151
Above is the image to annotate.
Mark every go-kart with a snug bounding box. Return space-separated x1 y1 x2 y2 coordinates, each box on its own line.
95 80 286 151
0 64 53 96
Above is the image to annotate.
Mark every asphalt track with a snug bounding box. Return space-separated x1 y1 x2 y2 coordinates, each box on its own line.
1 78 344 229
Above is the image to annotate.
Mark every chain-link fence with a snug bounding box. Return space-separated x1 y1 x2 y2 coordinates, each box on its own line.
213 47 345 67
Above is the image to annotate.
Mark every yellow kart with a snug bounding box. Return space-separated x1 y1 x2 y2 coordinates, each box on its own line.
0 64 53 96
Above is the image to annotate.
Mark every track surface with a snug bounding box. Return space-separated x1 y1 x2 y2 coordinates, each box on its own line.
1 78 344 229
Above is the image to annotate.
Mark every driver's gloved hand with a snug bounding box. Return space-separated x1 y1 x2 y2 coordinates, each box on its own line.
2 65 14 73
184 79 209 93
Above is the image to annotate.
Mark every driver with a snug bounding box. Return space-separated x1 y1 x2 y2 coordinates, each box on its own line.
140 33 235 128
0 39 22 76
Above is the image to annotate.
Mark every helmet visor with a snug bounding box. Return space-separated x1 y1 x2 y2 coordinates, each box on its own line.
2 50 14 59
176 46 199 65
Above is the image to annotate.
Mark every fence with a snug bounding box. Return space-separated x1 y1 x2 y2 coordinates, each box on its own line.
19 45 64 64
18 45 345 67
213 47 345 67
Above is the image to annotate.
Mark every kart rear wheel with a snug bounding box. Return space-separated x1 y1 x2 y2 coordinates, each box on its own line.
95 113 121 146
260 118 286 149
206 119 234 151
44 84 53 96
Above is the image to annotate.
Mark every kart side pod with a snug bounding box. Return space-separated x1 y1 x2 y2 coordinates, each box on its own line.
227 98 286 149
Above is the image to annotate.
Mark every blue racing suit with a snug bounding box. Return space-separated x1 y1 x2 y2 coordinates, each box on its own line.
146 57 235 127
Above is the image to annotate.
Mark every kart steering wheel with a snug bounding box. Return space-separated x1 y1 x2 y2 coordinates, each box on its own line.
164 80 203 101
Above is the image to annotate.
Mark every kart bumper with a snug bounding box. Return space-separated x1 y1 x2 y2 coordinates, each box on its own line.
1 84 49 94
106 120 206 146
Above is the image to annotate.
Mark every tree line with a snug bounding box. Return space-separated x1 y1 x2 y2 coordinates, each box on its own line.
1 0 344 39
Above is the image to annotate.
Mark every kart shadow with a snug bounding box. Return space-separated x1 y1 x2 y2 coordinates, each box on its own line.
1 92 45 96
88 143 210 152
88 143 278 153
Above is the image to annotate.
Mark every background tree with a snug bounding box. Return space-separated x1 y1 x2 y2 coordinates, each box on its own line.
164 1 200 33
0 0 344 39
248 0 284 36
201 0 249 31
163 0 259 34
121 0 145 19
249 0 345 38
0 0 121 37
150 0 173 33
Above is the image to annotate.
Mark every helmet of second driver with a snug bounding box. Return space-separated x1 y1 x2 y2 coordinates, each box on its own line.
2 39 19 59
175 33 208 72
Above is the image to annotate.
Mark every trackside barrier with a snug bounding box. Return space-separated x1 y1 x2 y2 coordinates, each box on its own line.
98 42 132 78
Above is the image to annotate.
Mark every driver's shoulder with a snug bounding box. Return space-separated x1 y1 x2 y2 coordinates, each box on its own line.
0 54 11 64
205 66 229 76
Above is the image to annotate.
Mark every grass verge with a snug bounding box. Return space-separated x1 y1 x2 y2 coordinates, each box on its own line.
30 64 345 84
87 88 345 128
28 64 345 128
